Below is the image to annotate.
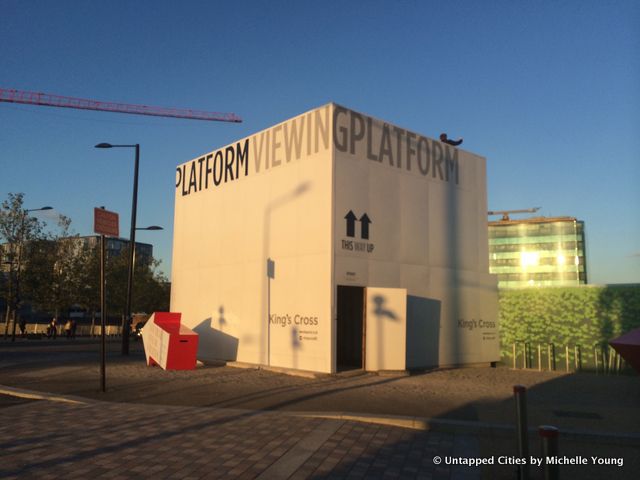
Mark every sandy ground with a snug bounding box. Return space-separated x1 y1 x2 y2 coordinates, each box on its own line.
1 339 638 432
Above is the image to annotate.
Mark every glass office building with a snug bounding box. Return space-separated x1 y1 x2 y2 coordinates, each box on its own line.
81 236 154 264
488 217 587 288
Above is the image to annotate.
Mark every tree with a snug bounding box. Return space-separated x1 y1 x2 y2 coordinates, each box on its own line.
0 193 47 337
0 243 12 335
22 215 93 318
104 244 170 316
71 240 101 327
2 192 170 330
133 258 171 313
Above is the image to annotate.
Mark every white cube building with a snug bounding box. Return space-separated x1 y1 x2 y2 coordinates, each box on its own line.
171 104 499 373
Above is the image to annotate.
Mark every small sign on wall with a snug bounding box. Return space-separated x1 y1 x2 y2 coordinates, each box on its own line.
342 210 375 254
345 271 359 282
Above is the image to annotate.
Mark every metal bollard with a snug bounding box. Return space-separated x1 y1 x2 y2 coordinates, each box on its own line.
539 425 559 480
514 385 529 480
608 348 615 375
538 345 542 371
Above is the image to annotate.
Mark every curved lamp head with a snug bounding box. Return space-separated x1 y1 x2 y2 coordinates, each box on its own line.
26 206 54 213
95 143 113 149
136 225 163 231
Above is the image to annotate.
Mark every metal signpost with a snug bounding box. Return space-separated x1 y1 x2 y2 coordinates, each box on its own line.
94 207 119 392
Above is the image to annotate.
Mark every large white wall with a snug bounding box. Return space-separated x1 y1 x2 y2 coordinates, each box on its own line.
172 105 334 372
332 105 499 368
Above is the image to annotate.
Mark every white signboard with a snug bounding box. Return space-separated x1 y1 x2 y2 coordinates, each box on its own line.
142 313 171 369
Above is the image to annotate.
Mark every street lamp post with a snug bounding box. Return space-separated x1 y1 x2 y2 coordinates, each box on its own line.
129 225 163 340
95 143 139 355
12 206 53 342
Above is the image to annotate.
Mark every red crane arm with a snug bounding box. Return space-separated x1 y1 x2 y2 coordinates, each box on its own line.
0 88 242 123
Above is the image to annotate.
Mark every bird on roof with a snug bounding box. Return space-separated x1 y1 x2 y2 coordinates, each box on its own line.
439 133 463 146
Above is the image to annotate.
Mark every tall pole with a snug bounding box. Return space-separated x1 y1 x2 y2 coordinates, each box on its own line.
100 233 106 392
122 144 139 355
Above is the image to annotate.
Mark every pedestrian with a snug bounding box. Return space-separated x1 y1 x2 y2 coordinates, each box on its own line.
48 317 58 339
18 317 27 338
64 319 72 339
439 133 463 146
71 318 77 339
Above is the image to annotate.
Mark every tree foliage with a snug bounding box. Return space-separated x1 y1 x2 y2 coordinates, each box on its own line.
22 215 94 317
0 193 44 246
1 193 47 312
100 243 170 315
1 193 170 320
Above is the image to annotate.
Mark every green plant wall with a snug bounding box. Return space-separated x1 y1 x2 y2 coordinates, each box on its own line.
498 285 640 364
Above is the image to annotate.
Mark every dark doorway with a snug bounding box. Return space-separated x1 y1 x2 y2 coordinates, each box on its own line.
337 285 365 370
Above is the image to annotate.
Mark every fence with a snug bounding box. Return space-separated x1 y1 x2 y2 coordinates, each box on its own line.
2 321 122 338
509 342 628 374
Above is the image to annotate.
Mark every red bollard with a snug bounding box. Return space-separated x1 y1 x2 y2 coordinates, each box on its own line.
539 425 559 480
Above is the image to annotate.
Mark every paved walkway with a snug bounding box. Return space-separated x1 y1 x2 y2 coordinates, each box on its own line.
1 339 637 479
0 392 478 480
0 339 483 479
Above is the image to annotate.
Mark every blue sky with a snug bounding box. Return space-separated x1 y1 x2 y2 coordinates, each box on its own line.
1 0 638 284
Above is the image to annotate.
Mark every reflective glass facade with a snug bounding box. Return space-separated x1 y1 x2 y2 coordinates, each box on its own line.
488 217 587 288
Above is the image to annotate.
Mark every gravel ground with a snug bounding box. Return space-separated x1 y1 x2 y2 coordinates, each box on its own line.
1 338 637 433
1 338 638 479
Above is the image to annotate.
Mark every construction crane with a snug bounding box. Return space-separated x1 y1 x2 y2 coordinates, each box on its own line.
487 207 541 221
0 88 242 123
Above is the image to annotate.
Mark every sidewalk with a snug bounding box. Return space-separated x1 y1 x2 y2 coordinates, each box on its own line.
0 392 478 480
1 338 638 479
0 339 480 479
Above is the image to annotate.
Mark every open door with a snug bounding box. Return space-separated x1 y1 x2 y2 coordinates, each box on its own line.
365 287 406 371
336 285 365 370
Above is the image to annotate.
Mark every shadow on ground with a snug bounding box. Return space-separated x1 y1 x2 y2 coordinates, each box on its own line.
1 339 638 479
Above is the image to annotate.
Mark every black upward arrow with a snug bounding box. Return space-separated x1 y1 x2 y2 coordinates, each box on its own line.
359 213 371 240
345 210 357 237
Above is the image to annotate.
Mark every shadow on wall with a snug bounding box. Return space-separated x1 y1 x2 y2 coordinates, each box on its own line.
192 315 239 362
261 181 312 366
291 325 301 370
372 295 397 321
445 159 462 368
597 285 640 349
371 294 399 369
406 295 441 368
